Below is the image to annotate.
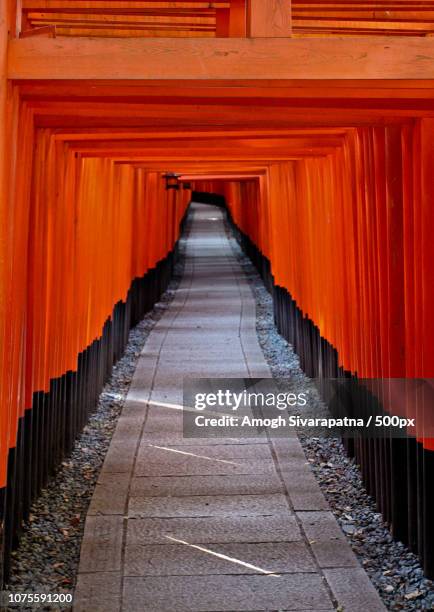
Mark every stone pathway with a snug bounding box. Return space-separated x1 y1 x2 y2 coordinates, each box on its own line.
74 203 385 611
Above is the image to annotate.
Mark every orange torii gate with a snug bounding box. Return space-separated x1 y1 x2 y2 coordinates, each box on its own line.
1 0 434 588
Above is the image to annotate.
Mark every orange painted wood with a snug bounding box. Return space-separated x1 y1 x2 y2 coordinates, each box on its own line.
19 25 56 37
228 0 246 37
20 1 226 38
19 0 434 37
248 0 291 37
292 1 434 37
215 8 230 37
9 36 434 80
0 0 11 488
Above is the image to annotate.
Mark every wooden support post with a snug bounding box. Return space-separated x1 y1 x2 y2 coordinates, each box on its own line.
15 0 26 36
0 2 11 584
247 0 291 37
0 3 10 252
228 0 247 37
216 9 230 38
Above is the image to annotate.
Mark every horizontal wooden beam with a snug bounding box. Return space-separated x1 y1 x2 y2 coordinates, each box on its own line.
83 153 333 159
31 109 426 130
128 161 269 172
179 173 262 180
71 142 343 155
8 36 434 80
51 127 348 140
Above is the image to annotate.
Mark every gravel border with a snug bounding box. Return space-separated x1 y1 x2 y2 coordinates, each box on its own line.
228 225 434 612
5 230 189 610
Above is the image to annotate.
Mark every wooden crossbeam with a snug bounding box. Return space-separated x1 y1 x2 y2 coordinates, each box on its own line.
65 135 346 149
22 1 229 6
228 0 246 37
16 80 434 101
20 86 434 134
179 173 263 179
46 28 215 37
28 13 216 24
128 161 272 171
51 127 349 140
9 36 434 80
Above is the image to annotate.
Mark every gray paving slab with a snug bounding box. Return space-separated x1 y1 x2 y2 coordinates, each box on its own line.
99 439 138 475
88 473 130 516
129 473 284 498
278 466 330 511
134 454 277 477
137 442 274 460
124 541 316 577
122 574 334 611
75 203 384 612
297 511 359 568
324 568 387 611
138 434 269 446
126 515 303 545
271 438 330 510
78 516 124 573
74 572 121 612
128 493 289 518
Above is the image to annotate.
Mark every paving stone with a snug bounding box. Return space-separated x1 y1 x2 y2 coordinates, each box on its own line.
158 348 246 359
101 414 143 474
139 434 269 446
124 541 316 577
129 473 284 498
126 515 302 545
88 473 130 516
100 439 138 474
324 567 386 611
246 365 274 378
122 573 334 611
272 437 309 461
142 413 184 434
298 511 348 541
138 442 273 460
78 516 124 573
297 511 359 568
126 357 157 386
119 399 148 418
134 453 277 477
277 466 329 511
276 457 330 511
128 493 289 518
155 364 250 378
74 571 121 612
111 411 145 439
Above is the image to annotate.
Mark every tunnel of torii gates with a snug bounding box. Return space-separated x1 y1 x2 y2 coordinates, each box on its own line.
1 0 434 589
